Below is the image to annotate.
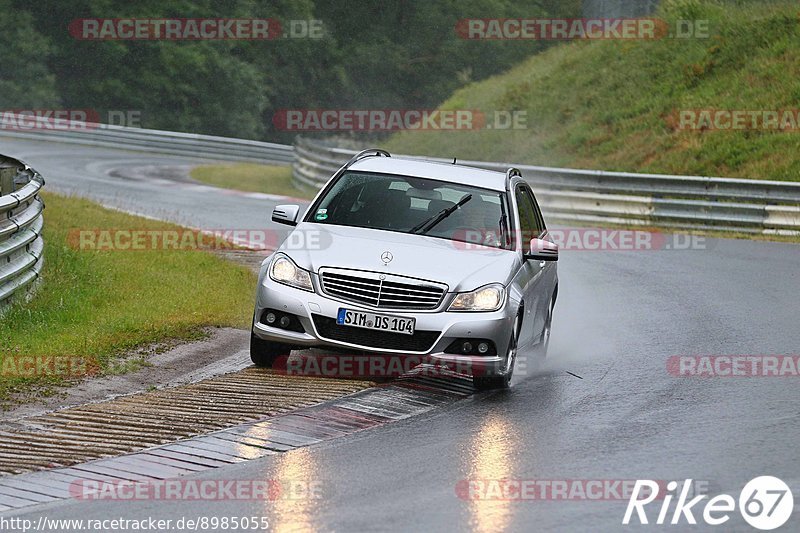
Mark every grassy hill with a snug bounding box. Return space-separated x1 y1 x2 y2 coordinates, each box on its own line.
385 0 800 181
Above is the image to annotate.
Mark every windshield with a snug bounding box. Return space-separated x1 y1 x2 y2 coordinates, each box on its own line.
307 171 511 249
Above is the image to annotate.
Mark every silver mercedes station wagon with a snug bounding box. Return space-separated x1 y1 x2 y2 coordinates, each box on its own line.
252 149 558 389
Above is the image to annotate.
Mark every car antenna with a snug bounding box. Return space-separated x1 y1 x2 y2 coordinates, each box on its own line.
452 157 457 165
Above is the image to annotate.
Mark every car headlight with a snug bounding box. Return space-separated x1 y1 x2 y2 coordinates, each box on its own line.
269 254 313 292
448 284 505 312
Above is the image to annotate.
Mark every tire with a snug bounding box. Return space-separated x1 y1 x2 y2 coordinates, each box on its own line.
473 313 521 391
250 331 291 368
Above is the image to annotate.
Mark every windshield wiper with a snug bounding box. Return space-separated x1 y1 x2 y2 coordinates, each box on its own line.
410 194 472 235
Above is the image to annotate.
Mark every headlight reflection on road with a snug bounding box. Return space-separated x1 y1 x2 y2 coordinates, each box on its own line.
269 448 321 533
461 416 519 533
231 425 323 532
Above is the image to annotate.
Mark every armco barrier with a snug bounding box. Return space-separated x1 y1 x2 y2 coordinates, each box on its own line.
293 137 800 236
0 156 45 308
0 114 293 165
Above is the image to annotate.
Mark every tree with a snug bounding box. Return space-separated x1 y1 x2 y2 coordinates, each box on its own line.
0 0 59 108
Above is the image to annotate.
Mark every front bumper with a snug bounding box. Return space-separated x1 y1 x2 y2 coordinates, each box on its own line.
253 275 517 376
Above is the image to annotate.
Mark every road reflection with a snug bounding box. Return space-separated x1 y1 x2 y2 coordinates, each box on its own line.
268 448 320 533
461 415 519 532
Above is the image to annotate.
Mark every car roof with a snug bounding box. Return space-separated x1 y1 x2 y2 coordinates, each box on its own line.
348 155 508 192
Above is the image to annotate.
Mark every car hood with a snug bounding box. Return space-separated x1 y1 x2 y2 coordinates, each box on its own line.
279 223 519 292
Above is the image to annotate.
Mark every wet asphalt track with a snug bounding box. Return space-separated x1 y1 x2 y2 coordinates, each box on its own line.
2 136 799 531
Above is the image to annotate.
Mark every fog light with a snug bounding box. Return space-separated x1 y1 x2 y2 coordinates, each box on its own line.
279 316 291 328
445 339 495 357
265 312 277 324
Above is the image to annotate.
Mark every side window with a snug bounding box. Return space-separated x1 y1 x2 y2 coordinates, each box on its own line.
514 185 541 244
525 188 546 233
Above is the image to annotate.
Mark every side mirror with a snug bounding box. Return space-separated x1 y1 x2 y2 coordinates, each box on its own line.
272 204 300 226
525 238 559 262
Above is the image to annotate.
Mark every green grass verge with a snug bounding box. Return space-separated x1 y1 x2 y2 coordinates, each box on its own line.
190 163 315 199
0 192 257 405
385 0 800 181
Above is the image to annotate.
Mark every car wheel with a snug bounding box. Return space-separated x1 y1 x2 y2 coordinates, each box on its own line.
250 331 291 368
473 313 521 391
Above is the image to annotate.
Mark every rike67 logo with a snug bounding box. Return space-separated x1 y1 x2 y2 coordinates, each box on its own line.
623 477 794 530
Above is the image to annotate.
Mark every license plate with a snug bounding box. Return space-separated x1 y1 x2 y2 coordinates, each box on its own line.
336 308 415 335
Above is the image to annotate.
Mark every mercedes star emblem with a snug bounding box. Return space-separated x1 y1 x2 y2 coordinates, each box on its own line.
381 251 393 264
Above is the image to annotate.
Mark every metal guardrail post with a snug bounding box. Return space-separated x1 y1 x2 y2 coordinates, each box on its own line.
0 164 15 196
0 156 45 309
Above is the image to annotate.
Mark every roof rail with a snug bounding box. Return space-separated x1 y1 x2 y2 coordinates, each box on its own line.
344 148 391 169
505 167 522 191
321 149 392 192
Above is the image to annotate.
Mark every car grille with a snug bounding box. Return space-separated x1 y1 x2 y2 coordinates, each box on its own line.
319 268 447 310
312 314 440 352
